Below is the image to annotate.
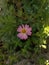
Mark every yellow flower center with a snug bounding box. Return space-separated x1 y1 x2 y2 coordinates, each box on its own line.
21 28 26 33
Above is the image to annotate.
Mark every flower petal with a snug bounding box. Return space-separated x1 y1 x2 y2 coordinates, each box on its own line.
27 31 32 36
17 26 22 32
22 34 28 40
25 24 29 28
25 27 32 36
17 33 28 40
25 25 32 32
28 27 32 31
22 24 25 28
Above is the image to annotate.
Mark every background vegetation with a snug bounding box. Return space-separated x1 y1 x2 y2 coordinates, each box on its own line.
0 0 49 65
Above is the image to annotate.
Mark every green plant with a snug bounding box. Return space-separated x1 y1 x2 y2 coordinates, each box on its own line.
0 0 49 65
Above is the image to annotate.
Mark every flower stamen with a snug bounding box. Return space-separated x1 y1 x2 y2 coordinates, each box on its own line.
21 29 26 33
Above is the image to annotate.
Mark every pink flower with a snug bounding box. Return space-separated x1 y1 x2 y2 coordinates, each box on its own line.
17 24 32 40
